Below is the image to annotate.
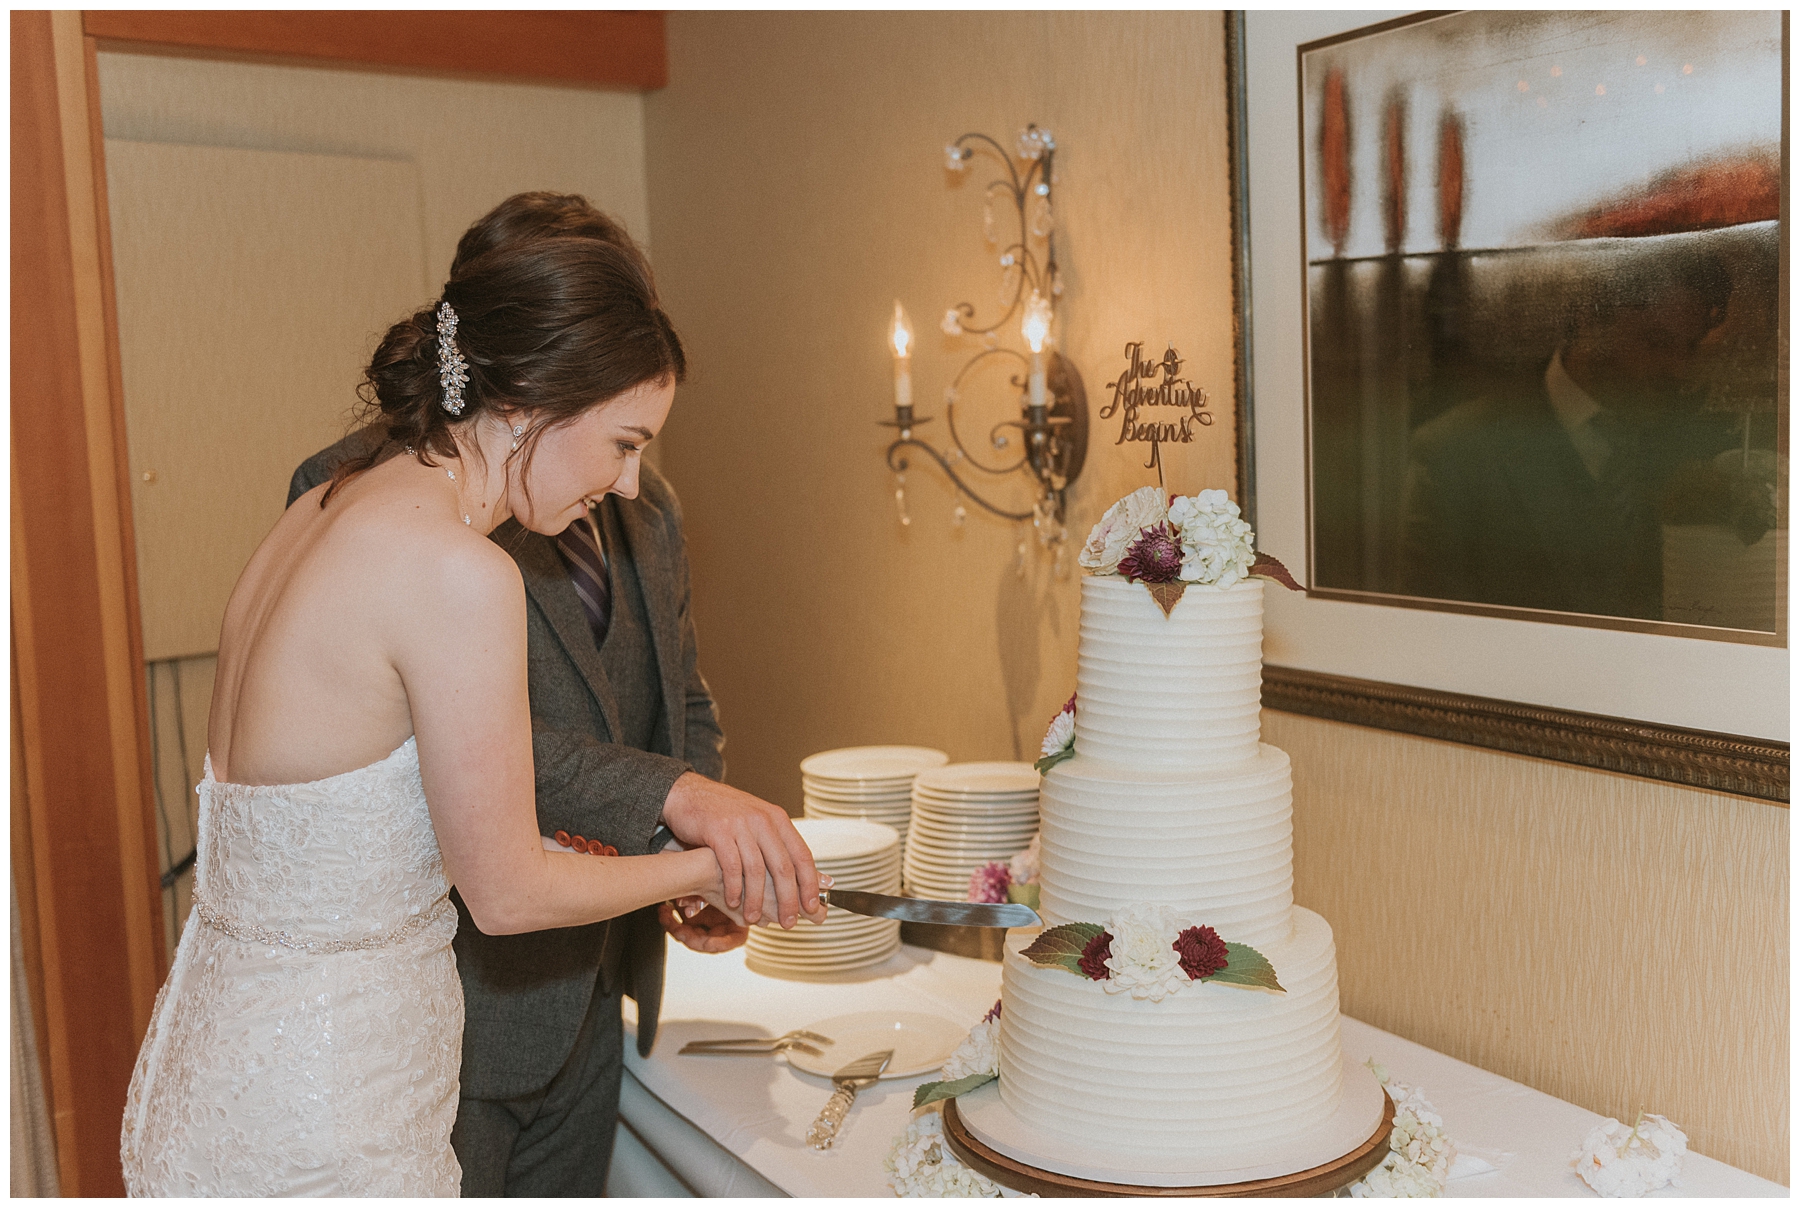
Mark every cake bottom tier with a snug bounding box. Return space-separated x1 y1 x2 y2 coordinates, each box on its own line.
997 907 1343 1160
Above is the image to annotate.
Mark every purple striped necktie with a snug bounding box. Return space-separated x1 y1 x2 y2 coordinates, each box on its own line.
555 509 611 644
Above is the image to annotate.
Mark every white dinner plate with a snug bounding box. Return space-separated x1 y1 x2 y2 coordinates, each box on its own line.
802 778 919 795
905 833 1032 856
912 762 1039 795
751 926 900 953
790 818 901 860
800 746 950 781
785 1010 967 1080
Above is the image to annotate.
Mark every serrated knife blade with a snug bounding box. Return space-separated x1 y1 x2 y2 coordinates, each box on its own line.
820 887 1041 929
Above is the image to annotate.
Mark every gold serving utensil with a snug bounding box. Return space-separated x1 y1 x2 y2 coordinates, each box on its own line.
805 1048 893 1149
679 1029 833 1056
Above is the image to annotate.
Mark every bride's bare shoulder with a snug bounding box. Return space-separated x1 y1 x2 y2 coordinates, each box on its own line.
308 472 524 622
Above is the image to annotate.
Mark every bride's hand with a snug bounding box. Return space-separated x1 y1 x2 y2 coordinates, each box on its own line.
660 772 824 928
749 871 832 929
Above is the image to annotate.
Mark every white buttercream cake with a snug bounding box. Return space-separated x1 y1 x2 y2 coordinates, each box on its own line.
994 575 1348 1164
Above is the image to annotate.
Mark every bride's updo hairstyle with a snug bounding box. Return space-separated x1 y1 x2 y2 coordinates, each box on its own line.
324 213 683 505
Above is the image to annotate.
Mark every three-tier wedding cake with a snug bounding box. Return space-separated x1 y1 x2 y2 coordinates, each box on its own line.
948 487 1384 1188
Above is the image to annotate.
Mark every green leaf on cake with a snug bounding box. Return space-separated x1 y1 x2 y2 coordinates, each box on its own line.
1033 747 1074 775
1146 580 1188 616
1006 881 1041 911
1020 921 1106 975
1210 942 1285 992
912 1072 996 1109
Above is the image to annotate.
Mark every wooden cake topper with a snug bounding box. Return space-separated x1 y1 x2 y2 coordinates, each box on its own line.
1099 342 1213 486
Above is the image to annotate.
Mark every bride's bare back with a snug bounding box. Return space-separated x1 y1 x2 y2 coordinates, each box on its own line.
210 454 481 786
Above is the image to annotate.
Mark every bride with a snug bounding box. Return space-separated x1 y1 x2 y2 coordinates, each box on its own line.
119 232 825 1195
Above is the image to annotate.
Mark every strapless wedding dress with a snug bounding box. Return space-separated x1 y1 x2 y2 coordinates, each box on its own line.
121 737 463 1196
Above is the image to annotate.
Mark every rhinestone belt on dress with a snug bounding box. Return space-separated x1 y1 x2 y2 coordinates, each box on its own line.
191 893 452 955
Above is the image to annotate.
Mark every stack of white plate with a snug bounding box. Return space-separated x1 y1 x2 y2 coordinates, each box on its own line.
800 746 949 847
903 762 1040 900
746 818 903 979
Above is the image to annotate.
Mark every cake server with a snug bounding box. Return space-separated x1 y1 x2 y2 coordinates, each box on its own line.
820 887 1040 929
805 1048 893 1149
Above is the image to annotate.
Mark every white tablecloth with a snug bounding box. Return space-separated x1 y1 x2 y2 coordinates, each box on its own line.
616 943 1783 1198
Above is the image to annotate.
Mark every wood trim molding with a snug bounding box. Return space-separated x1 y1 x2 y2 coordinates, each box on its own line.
82 9 668 90
12 11 166 1195
1263 665 1790 805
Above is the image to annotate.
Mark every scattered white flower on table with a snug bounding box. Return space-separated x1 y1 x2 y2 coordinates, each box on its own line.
1078 486 1168 575
1348 1063 1455 1198
1008 834 1041 885
1167 489 1256 587
885 1107 1003 1198
1040 711 1074 759
1571 1113 1687 1197
1101 903 1189 1002
941 1017 1000 1081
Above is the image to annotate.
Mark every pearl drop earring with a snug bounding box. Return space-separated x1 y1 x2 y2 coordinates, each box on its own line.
510 423 524 452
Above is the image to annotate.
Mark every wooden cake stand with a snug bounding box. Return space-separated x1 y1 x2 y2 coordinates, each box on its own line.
943 1092 1395 1198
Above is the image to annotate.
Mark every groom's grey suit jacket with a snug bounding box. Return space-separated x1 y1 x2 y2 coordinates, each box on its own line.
288 431 725 1100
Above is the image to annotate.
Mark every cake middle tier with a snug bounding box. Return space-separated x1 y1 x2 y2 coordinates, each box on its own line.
1037 745 1293 949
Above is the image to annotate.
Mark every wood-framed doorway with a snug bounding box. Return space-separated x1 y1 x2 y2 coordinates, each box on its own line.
10 11 667 1193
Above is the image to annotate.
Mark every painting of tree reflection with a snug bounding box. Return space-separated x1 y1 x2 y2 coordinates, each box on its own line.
1299 11 1785 640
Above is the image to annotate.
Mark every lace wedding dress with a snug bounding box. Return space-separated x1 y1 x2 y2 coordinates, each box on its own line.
121 737 463 1196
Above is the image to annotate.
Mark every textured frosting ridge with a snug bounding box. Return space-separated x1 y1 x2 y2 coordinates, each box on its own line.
998 909 1344 1158
1037 746 1294 948
1074 577 1265 769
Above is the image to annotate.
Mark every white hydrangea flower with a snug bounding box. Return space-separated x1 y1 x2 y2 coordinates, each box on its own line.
1168 489 1256 586
1008 834 1041 885
940 1017 1000 1081
884 1107 1005 1198
1571 1113 1687 1197
1040 710 1074 758
1101 903 1189 1002
1078 487 1169 575
1347 1071 1454 1198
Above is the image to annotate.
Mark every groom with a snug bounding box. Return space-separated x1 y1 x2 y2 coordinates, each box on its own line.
288 193 773 1196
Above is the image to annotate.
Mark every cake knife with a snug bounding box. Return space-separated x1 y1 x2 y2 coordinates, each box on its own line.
819 887 1041 929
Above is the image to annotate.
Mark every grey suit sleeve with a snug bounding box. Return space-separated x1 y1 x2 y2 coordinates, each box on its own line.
531 724 688 856
667 506 727 782
288 424 386 508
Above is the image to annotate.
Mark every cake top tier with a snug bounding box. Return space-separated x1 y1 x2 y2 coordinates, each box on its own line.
1073 576 1266 769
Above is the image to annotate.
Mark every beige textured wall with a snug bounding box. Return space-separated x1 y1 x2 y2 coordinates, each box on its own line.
98 51 650 285
646 12 1239 809
1270 710 1789 1184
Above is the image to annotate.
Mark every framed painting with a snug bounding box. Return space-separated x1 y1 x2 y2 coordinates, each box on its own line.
1230 11 1787 798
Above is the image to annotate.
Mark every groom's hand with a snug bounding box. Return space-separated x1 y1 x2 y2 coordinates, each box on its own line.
661 772 822 928
658 900 749 953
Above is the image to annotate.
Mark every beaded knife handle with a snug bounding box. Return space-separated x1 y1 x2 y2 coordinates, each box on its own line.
806 1083 861 1149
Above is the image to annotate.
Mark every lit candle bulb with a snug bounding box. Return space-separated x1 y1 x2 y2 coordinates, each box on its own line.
1021 288 1053 411
889 300 915 413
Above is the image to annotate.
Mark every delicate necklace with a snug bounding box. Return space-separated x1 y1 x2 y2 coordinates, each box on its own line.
405 447 472 526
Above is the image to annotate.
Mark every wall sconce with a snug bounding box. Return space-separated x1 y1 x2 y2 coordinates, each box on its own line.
882 124 1088 566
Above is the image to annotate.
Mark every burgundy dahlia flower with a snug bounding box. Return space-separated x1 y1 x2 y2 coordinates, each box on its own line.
1077 930 1114 981
1174 924 1229 980
1116 522 1183 584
